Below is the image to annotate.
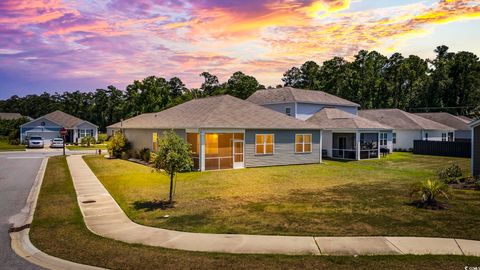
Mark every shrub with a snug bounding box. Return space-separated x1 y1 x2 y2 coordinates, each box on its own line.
438 164 463 184
139 148 151 163
409 179 449 209
121 151 130 160
80 136 96 147
107 131 130 158
97 133 108 144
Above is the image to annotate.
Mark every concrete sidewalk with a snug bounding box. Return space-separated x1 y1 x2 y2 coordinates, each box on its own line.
67 155 480 256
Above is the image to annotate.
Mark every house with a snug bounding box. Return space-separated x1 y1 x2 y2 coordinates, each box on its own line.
246 87 360 120
247 87 392 160
20 110 98 143
471 119 480 177
359 109 454 151
414 112 472 142
0 112 31 120
107 95 322 171
306 108 392 160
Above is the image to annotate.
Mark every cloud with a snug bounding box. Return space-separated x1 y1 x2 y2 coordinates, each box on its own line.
0 0 479 94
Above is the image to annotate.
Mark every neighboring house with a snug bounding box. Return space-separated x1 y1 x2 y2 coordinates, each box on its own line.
20 110 98 143
107 95 322 171
0 112 31 120
414 112 472 142
470 119 480 177
359 109 454 151
246 87 360 120
306 108 393 160
247 87 391 160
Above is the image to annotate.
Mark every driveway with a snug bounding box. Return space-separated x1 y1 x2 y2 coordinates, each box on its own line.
0 149 98 270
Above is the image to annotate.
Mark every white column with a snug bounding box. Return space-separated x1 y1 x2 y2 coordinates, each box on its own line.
377 132 381 159
356 131 361 160
199 130 205 172
319 129 323 163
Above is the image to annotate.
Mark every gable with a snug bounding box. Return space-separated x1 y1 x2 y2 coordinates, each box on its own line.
22 117 61 128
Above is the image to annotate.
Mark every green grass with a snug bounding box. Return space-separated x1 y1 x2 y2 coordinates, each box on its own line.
29 156 480 270
84 153 480 239
0 139 25 151
66 144 107 151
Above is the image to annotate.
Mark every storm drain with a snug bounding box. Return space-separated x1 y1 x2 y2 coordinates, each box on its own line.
82 200 96 204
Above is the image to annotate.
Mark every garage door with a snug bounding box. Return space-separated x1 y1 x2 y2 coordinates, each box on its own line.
26 131 59 142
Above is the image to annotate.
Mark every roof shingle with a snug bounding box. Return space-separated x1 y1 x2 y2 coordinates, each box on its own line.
306 108 390 130
246 87 360 107
414 112 471 131
0 112 26 120
359 109 453 130
109 95 320 130
33 110 94 128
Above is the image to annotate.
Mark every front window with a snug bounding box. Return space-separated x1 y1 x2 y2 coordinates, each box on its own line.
295 134 312 153
285 107 292 116
79 129 94 138
255 134 274 155
441 133 447 142
380 132 388 146
448 132 454 142
392 133 396 144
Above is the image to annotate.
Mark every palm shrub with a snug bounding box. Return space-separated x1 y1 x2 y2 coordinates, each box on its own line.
81 135 96 147
409 179 450 209
153 130 193 205
438 164 463 184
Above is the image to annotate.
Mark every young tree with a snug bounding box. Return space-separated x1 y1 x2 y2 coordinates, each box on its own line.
107 131 128 158
225 71 261 99
153 130 193 205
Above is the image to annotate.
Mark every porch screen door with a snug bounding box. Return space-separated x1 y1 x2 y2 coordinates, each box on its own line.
232 140 244 169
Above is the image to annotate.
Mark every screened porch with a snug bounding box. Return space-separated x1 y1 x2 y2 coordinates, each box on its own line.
331 132 379 160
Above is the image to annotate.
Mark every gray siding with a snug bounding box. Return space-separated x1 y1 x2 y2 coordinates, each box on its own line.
245 129 321 168
123 129 186 151
455 130 471 140
474 126 480 177
296 103 358 120
261 103 296 117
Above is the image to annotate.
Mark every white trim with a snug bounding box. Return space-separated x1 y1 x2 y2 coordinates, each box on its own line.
199 130 205 172
294 134 313 154
377 132 381 159
469 119 480 128
319 130 323 163
472 127 475 176
356 131 360 160
255 134 275 155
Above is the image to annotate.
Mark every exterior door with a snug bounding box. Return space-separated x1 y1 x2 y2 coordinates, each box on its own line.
338 136 347 149
232 140 244 169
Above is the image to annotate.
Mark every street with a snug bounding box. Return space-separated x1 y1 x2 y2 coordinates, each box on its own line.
0 149 97 270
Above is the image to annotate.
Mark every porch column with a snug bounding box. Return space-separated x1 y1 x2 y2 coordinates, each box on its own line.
377 132 381 159
199 130 205 172
319 130 323 163
356 131 361 160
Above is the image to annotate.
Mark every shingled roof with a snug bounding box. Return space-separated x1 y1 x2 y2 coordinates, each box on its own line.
414 112 471 131
26 110 96 128
108 95 320 130
359 109 453 130
246 87 360 107
0 112 26 120
306 108 390 130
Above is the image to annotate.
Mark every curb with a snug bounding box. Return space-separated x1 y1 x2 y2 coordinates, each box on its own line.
8 157 108 270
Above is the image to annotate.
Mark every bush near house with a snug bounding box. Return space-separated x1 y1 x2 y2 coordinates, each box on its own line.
107 131 130 158
438 164 463 184
97 133 108 144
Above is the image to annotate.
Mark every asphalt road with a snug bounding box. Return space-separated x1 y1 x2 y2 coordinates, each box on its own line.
0 149 97 270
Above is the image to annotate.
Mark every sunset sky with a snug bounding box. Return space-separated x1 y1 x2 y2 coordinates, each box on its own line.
0 0 479 99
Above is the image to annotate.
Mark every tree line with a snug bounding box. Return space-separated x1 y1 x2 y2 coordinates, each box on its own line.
0 45 479 131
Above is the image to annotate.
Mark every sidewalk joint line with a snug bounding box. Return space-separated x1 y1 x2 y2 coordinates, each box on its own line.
454 239 465 255
384 237 404 255
313 237 322 255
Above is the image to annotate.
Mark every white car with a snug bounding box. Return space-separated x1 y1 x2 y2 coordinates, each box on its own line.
27 136 44 148
50 138 64 148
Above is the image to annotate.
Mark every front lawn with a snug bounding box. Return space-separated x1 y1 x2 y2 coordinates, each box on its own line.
0 139 25 151
66 144 107 151
30 156 480 270
84 153 480 239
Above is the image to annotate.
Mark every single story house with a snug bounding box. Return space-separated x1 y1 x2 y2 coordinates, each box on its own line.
359 109 454 151
0 112 31 120
107 95 322 171
20 110 98 144
414 112 472 142
471 119 480 177
246 87 360 120
306 108 393 160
